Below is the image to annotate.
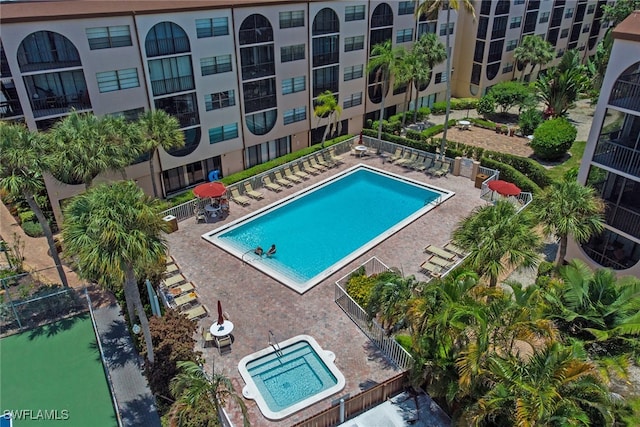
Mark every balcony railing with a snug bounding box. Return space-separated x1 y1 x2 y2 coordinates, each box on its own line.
593 140 640 178
30 94 91 118
150 76 194 96
312 53 339 68
609 75 640 112
171 111 199 128
0 99 23 118
606 203 640 239
145 37 190 57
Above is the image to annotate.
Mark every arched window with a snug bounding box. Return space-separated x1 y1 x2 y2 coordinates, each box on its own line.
608 61 640 107
17 31 81 72
312 8 339 36
145 22 190 57
239 14 274 45
166 127 201 157
494 0 510 15
371 3 393 28
246 109 277 135
486 63 500 80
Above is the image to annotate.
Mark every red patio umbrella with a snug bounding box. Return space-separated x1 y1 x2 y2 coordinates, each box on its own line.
217 300 224 325
488 180 521 196
193 182 226 199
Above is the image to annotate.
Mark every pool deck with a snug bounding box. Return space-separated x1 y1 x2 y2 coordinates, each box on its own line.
165 153 487 426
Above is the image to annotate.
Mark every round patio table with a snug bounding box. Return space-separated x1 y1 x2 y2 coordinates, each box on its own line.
354 145 368 157
210 320 234 337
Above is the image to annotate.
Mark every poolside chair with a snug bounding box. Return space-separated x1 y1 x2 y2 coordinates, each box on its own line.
216 335 232 355
397 151 418 167
194 207 208 223
301 160 321 175
309 156 327 171
419 261 444 278
243 182 264 200
408 154 425 170
434 161 451 177
388 147 403 163
292 164 311 179
230 187 251 206
426 160 443 176
165 263 179 274
314 153 332 168
444 242 467 257
163 273 186 287
321 152 337 168
414 157 433 172
429 255 454 268
168 282 195 295
328 149 344 164
424 245 456 260
202 326 215 347
274 170 294 187
262 176 283 192
283 166 303 183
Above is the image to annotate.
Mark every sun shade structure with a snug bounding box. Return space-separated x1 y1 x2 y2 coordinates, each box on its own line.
488 180 521 196
193 182 226 198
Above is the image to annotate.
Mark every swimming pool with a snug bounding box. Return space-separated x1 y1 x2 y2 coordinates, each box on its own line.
204 164 453 293
238 335 345 420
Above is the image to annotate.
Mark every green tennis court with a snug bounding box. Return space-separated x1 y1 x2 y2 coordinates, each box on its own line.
0 315 117 426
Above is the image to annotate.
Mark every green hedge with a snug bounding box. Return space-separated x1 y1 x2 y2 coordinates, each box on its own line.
431 98 479 115
482 151 552 188
480 158 541 193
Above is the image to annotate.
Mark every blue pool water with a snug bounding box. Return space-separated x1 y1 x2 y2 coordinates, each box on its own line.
207 165 447 291
246 341 338 412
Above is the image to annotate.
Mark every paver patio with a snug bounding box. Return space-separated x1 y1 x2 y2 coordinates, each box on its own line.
165 151 487 426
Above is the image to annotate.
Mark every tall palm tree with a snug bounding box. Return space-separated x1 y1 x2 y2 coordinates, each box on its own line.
367 40 404 140
535 179 605 269
394 48 420 129
170 360 250 427
0 122 69 287
366 274 419 334
453 200 540 287
46 111 144 189
62 181 168 363
137 110 185 198
416 0 475 160
313 90 342 148
513 35 555 82
411 33 447 123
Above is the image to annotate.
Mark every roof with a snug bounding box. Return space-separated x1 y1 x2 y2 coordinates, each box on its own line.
612 10 640 43
0 0 310 23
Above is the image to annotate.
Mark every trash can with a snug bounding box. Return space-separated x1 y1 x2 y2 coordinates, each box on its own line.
163 215 178 233
475 173 489 189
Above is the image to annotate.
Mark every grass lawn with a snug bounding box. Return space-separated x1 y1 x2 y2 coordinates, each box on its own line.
546 140 587 182
0 315 117 426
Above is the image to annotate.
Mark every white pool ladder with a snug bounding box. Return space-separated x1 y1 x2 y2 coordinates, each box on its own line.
268 330 283 358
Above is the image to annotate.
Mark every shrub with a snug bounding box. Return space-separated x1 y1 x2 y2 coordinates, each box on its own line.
431 101 447 114
470 118 496 130
22 221 44 237
346 274 377 307
405 129 423 141
531 118 577 160
416 106 431 120
519 108 543 136
537 261 555 277
483 151 552 188
480 158 541 193
476 94 496 116
18 210 35 224
487 81 533 113
453 98 479 109
395 334 412 352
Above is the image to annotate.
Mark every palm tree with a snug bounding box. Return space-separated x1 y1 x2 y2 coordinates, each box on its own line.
0 122 69 287
137 110 185 198
394 48 422 129
536 50 591 118
367 40 404 140
416 0 475 159
366 274 419 334
62 181 168 363
170 360 250 427
513 35 555 82
453 200 540 287
411 33 447 123
46 111 144 189
313 90 342 148
535 179 605 269
466 342 613 426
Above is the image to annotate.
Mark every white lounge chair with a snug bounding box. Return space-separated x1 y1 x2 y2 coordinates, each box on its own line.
243 182 264 199
230 187 251 206
262 176 283 192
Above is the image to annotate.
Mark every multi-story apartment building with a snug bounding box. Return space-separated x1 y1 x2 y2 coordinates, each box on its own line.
453 0 610 97
0 1 609 224
566 10 640 276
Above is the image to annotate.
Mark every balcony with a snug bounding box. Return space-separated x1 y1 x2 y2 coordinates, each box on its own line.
606 203 640 239
609 74 640 112
592 140 640 178
150 76 194 97
31 94 91 118
241 63 275 81
145 37 190 57
312 53 339 68
0 99 23 118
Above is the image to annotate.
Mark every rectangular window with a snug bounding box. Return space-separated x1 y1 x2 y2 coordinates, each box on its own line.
205 89 235 111
582 24 591 33
86 25 132 50
539 11 550 23
281 44 305 62
439 22 454 36
195 17 229 38
560 28 569 38
398 1 415 15
344 64 364 81
344 35 365 52
345 5 365 21
396 29 413 43
209 123 238 143
279 10 304 28
200 55 232 75
282 76 305 95
435 72 447 84
565 8 574 18
283 106 306 124
343 92 362 108
502 62 514 73
510 17 522 29
492 16 508 39
514 0 525 5
587 4 595 14
96 68 139 93
505 39 518 51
